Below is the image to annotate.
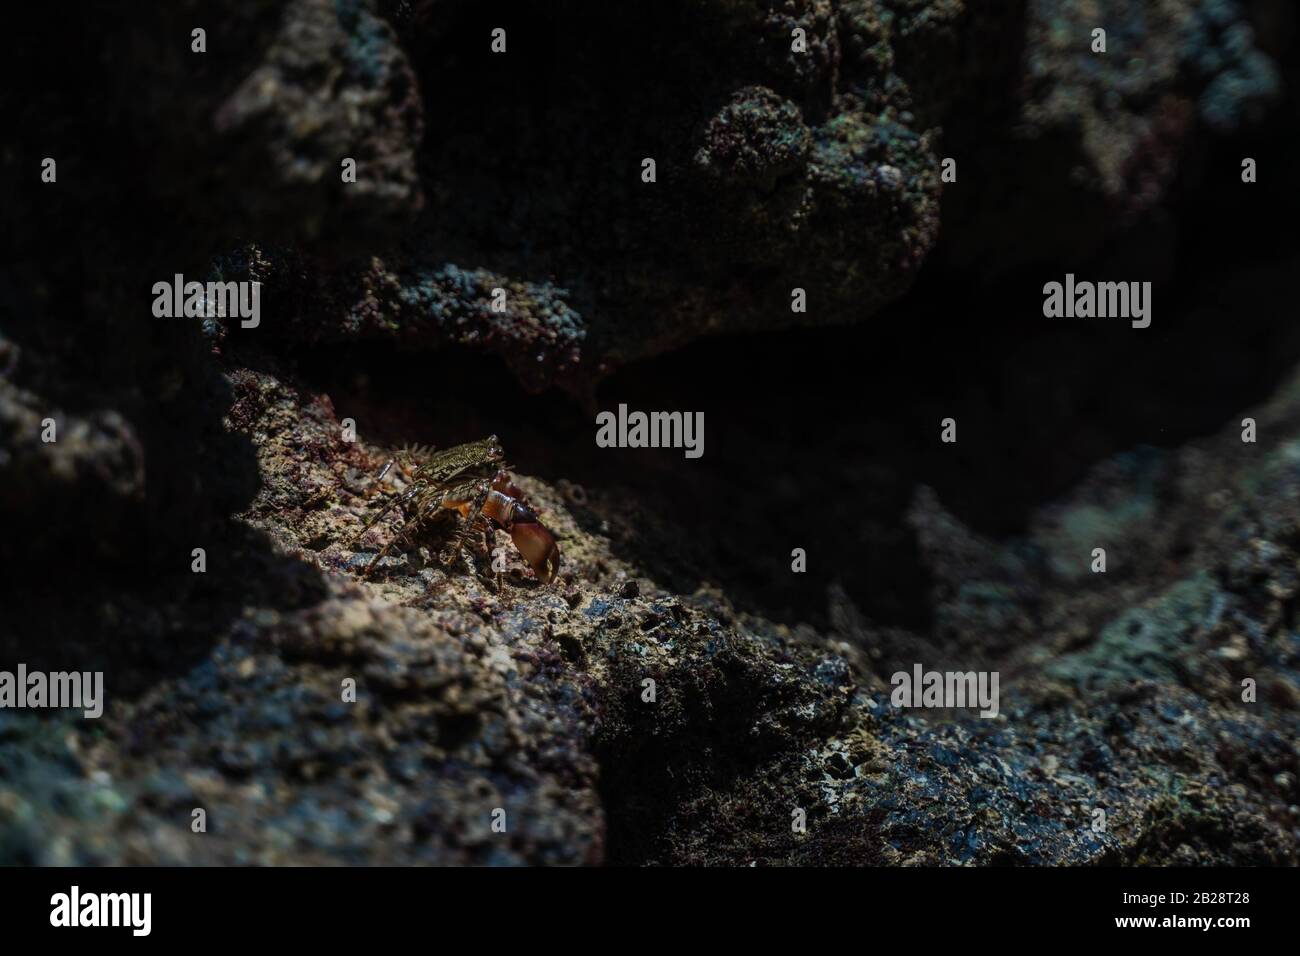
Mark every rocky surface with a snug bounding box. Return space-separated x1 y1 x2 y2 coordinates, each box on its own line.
1 0 1298 866
3 341 1299 865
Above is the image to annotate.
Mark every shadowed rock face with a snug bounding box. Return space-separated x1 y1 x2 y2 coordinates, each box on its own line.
1 1 1298 866
12 0 1277 390
208 0 946 391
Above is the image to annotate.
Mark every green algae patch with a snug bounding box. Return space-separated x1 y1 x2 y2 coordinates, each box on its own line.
1048 572 1218 688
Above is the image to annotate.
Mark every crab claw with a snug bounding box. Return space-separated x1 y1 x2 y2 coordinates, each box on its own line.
509 504 561 584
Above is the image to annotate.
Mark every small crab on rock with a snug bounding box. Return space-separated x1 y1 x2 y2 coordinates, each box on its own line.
348 436 561 585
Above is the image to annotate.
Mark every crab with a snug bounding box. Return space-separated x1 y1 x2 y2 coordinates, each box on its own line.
348 436 560 585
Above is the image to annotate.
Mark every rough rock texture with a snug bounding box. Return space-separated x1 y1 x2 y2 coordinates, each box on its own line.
4 1 1282 391
10 0 1274 393
97 0 424 251
3 333 1299 864
1 0 1297 866
237 0 1278 390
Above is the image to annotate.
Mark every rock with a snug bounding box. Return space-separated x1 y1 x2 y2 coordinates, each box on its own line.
5 352 1297 864
1 0 1296 868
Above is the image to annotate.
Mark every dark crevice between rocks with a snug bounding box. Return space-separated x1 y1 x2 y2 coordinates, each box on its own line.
385 0 742 270
287 214 1300 642
589 636 849 865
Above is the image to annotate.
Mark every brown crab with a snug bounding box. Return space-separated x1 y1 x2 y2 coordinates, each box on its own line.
349 436 560 584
